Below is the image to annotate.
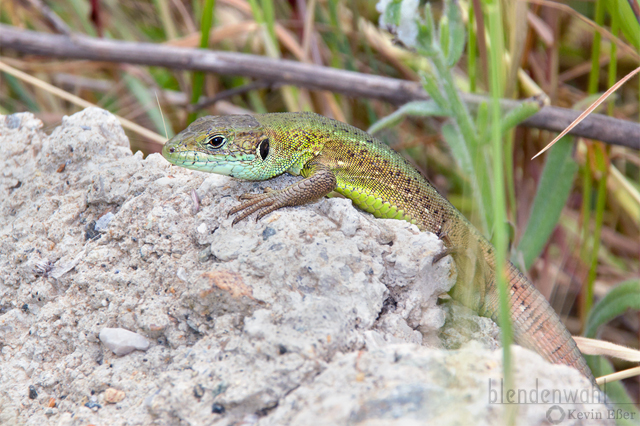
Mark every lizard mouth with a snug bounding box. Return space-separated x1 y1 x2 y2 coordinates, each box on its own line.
162 143 257 176
162 136 219 170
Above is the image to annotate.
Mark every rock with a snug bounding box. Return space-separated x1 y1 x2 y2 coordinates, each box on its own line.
265 343 609 426
104 388 125 404
0 109 612 425
99 328 150 356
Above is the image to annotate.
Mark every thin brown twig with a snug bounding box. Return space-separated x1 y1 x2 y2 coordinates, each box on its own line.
1 25 639 149
188 80 277 112
19 0 71 35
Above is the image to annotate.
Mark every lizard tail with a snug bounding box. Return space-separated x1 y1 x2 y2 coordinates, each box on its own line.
486 261 597 385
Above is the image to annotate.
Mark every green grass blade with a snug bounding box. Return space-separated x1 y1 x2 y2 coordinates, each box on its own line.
475 101 489 144
606 0 640 50
5 74 39 112
153 0 178 40
587 356 640 425
67 0 97 36
584 146 609 316
584 279 640 338
514 136 578 269
587 0 605 94
188 0 216 123
467 2 477 93
584 280 640 424
485 0 514 422
260 0 277 45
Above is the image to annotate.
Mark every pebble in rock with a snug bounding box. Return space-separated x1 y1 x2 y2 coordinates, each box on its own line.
104 388 126 404
99 328 150 356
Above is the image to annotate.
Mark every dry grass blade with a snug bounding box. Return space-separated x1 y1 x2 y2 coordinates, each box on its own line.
526 10 553 46
525 0 640 60
573 336 640 362
596 367 640 386
155 91 169 139
611 164 640 205
532 66 640 159
574 337 640 385
0 59 166 144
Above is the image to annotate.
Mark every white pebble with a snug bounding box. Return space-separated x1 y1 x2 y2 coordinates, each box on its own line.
197 223 207 234
177 267 188 282
99 328 150 356
95 212 115 231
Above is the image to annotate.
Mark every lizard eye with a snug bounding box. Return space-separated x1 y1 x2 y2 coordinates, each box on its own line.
258 138 269 160
206 135 226 149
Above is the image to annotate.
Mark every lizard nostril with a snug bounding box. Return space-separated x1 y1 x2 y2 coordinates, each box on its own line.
169 147 175 153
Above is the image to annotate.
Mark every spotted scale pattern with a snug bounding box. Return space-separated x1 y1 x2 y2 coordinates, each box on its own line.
163 112 595 383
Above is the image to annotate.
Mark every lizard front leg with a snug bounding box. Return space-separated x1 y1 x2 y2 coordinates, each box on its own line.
228 160 337 225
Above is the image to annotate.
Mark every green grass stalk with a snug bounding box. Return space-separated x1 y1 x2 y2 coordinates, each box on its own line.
188 0 216 124
468 2 477 93
485 0 514 423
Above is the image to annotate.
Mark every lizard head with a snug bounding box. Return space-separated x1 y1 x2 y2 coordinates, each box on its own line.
162 114 291 180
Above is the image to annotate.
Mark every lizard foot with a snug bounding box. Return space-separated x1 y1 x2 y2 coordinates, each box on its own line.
228 189 285 225
227 161 337 225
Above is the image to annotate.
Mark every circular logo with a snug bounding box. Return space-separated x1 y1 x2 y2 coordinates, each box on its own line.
546 405 566 424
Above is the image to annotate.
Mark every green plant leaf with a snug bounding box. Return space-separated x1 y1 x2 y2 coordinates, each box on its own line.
584 279 640 338
378 0 418 48
419 70 450 112
513 136 577 269
442 122 474 183
367 100 448 134
499 97 541 134
444 0 465 67
415 3 436 54
439 13 450 61
383 0 403 27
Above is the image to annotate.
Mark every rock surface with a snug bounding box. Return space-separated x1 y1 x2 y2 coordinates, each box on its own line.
0 109 610 425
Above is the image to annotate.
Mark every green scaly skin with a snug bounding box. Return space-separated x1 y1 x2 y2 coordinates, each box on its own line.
162 112 595 384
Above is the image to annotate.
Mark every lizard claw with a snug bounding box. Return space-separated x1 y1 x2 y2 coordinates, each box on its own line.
238 187 275 201
432 247 457 265
228 191 281 225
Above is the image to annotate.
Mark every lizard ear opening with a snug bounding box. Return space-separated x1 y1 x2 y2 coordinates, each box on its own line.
258 138 270 160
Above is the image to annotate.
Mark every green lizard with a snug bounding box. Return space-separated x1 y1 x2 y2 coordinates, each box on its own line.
162 112 595 383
